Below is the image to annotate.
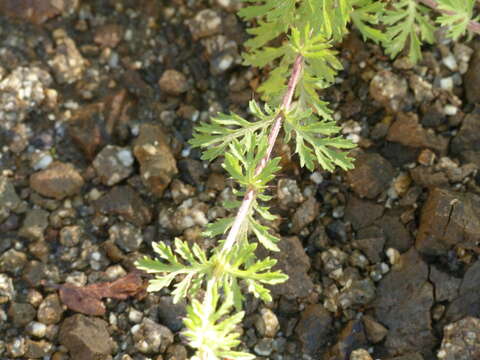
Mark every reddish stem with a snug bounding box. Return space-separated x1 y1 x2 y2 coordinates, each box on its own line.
221 55 304 253
417 0 480 34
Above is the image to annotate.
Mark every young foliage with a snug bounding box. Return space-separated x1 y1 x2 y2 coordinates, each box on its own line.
382 0 436 63
436 0 477 39
351 0 387 43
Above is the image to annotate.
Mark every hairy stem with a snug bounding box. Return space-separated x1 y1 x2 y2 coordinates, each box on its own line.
220 55 304 254
417 0 480 34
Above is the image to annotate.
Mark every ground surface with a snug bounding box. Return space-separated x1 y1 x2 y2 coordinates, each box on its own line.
1 1 480 360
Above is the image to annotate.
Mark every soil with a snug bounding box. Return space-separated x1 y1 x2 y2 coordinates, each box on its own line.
1 1 480 360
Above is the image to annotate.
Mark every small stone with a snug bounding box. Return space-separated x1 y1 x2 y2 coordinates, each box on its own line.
94 186 152 227
166 344 188 360
291 197 319 233
295 304 332 355
0 249 27 275
0 0 67 24
30 162 84 200
19 208 49 241
386 248 401 266
338 278 376 309
8 303 36 327
48 30 86 84
187 9 223 40
464 49 480 103
429 267 461 302
277 178 304 210
158 70 189 96
6 337 26 358
362 315 388 343
155 296 186 332
350 348 373 360
133 124 177 196
346 151 395 199
254 338 273 356
92 145 134 186
94 24 124 48
417 149 436 166
109 223 143 252
128 308 143 324
25 338 53 358
59 314 115 360
37 294 63 325
369 70 408 111
344 196 384 230
451 113 480 167
255 308 280 338
131 318 174 354
0 274 15 302
59 226 83 247
438 317 480 360
0 176 22 222
26 321 48 338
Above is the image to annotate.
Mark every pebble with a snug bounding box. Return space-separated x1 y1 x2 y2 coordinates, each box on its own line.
37 294 63 325
30 162 84 200
131 318 174 354
362 315 388 343
255 308 280 338
0 176 22 222
26 321 48 338
350 348 372 360
158 69 189 96
0 274 15 302
187 9 223 40
19 208 49 241
128 308 143 324
9 302 36 327
48 30 86 84
438 317 480 359
254 338 274 356
369 70 407 111
92 145 134 186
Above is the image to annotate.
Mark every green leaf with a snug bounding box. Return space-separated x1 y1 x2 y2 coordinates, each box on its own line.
203 217 235 238
436 0 476 40
351 0 387 44
249 217 280 251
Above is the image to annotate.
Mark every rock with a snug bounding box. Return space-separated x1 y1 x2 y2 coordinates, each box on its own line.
158 199 208 233
30 162 84 200
178 158 207 186
108 223 143 252
94 24 124 48
277 178 304 210
373 248 435 357
376 214 412 252
369 70 408 111
166 344 188 360
268 237 314 299
338 278 376 309
416 188 480 256
344 196 384 230
353 237 385 264
131 318 174 354
255 308 280 338
464 48 480 103
8 302 36 327
291 197 319 233
0 273 15 302
0 0 76 24
158 70 189 96
451 113 480 167
325 320 368 360
254 338 274 356
26 321 47 338
25 339 52 358
59 314 115 360
92 145 134 186
48 29 86 84
37 294 63 325
94 186 152 227
438 317 480 360
295 304 332 356
385 354 423 360
429 267 461 302
0 249 27 275
346 152 395 199
0 66 53 123
362 315 388 343
133 123 177 196
386 112 449 153
443 260 480 324
0 176 22 222
155 296 186 332
187 9 223 40
59 225 83 247
350 349 373 360
19 208 49 241
409 166 449 188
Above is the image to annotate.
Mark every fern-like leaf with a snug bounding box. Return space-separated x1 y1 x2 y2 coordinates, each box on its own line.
436 0 477 40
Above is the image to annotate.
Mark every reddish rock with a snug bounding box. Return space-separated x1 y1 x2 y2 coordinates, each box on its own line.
387 112 449 153
416 188 480 256
0 0 72 24
346 151 395 199
158 70 189 96
30 162 84 200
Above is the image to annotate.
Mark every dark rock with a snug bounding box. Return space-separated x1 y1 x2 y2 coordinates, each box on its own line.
338 278 376 309
353 237 385 264
25 339 52 358
291 197 320 233
451 113 480 167
155 296 186 332
178 158 207 186
381 142 419 168
132 318 174 354
0 0 71 24
362 315 388 343
295 304 332 356
268 237 314 299
0 249 27 275
410 166 449 188
416 188 480 256
387 112 449 154
8 302 36 327
92 146 134 186
438 317 480 359
376 214 412 252
59 314 115 360
94 186 152 227
19 208 49 242
133 124 177 197
0 176 22 222
464 49 480 103
373 248 436 357
94 24 124 48
346 152 395 199
108 223 143 252
325 220 349 243
444 260 480 324
429 267 461 302
345 196 384 230
385 354 423 360
325 320 367 360
30 162 84 200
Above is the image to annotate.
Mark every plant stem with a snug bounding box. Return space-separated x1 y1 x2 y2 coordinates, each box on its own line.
220 55 304 254
417 0 480 34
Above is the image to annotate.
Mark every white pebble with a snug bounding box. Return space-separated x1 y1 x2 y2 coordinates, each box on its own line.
116 148 134 167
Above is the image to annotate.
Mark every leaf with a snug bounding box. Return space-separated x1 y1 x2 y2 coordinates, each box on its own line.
436 0 476 40
351 0 387 43
249 217 280 251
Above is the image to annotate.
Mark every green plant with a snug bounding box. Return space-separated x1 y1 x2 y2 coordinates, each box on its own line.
137 1 480 358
